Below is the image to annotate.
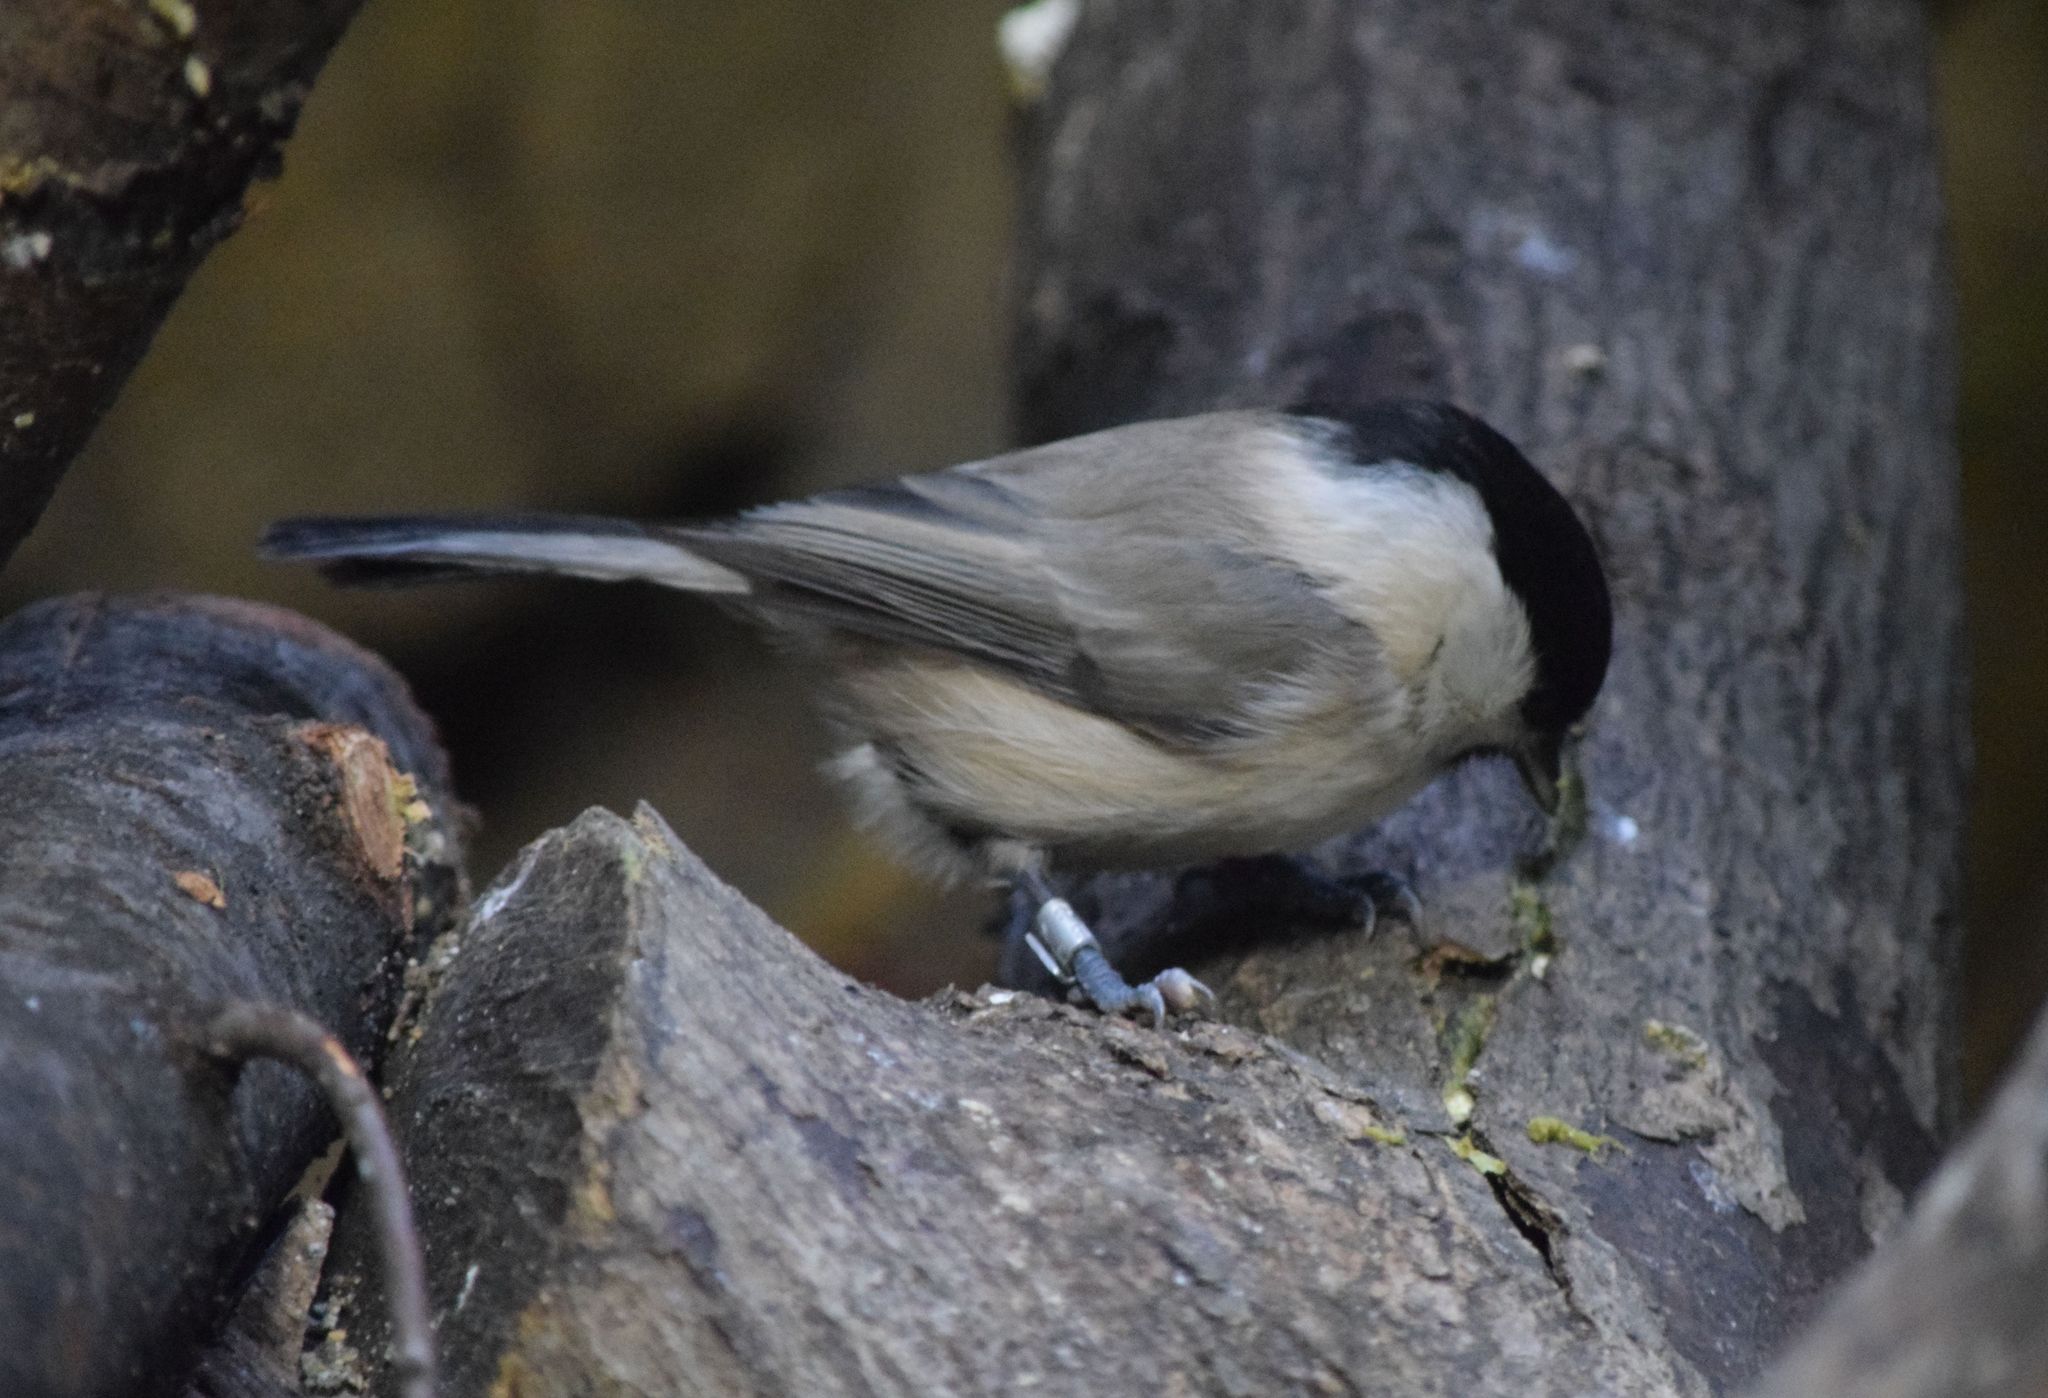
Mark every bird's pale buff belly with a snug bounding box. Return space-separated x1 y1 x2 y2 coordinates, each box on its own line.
833 661 1431 871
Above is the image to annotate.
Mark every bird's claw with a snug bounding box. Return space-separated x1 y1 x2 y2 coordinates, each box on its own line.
1023 887 1214 1028
1149 967 1215 1016
1071 946 1213 1029
1099 968 1214 1029
1084 966 1216 1029
1127 983 1167 1029
1355 871 1424 937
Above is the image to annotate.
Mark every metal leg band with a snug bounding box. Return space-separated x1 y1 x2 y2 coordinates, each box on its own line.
1024 896 1097 983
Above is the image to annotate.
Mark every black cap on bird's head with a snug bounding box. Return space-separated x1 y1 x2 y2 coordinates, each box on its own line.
1289 399 1614 813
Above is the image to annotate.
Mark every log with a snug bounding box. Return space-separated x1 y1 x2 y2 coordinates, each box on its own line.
0 592 459 1397
0 0 366 570
327 806 1703 1395
325 0 1965 1391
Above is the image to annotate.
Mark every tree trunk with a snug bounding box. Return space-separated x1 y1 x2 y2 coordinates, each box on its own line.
1010 0 1965 1379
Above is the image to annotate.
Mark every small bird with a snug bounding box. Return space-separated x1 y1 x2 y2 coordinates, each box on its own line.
264 400 1611 1024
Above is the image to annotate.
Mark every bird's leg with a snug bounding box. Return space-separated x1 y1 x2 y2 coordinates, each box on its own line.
1015 866 1214 1028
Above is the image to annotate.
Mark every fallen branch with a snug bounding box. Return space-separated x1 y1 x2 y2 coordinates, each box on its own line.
329 807 1688 1395
0 592 458 1397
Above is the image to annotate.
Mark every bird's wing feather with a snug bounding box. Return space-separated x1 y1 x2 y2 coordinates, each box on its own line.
681 473 1075 689
681 414 1366 744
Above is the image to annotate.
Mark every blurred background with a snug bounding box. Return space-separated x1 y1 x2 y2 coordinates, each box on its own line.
3 0 2041 1100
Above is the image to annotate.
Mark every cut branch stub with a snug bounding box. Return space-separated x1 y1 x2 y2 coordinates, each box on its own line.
0 592 459 1397
332 805 1700 1396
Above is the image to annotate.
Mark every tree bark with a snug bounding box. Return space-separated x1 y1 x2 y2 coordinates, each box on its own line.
0 593 458 1398
0 0 365 571
328 0 1964 1392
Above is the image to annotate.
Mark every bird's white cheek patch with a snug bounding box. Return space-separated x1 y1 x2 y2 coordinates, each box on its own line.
1255 445 1506 687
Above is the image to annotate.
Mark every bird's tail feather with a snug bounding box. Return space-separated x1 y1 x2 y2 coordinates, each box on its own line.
259 514 751 594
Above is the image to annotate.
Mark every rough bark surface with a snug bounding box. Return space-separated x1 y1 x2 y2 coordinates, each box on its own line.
329 807 1690 1396
0 592 459 1398
0 0 364 570
321 1 1965 1393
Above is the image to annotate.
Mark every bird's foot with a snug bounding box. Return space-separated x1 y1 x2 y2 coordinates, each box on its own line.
1024 893 1213 1028
1071 949 1214 1027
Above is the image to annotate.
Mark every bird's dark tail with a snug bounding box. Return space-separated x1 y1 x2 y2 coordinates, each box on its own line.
259 514 751 594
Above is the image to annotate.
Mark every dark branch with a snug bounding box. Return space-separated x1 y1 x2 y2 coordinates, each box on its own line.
0 0 367 570
0 594 456 1397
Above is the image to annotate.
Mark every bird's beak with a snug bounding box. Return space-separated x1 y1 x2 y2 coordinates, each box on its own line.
1514 732 1564 815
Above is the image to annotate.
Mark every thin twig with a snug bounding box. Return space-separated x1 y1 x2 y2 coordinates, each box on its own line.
206 1002 435 1398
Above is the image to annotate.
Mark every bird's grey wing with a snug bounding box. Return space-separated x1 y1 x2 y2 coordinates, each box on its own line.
974 412 1370 741
1043 531 1357 742
679 469 1086 697
681 421 1360 743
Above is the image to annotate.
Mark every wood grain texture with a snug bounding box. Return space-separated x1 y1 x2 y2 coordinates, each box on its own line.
330 808 1696 1395
0 0 364 569
0 593 457 1397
